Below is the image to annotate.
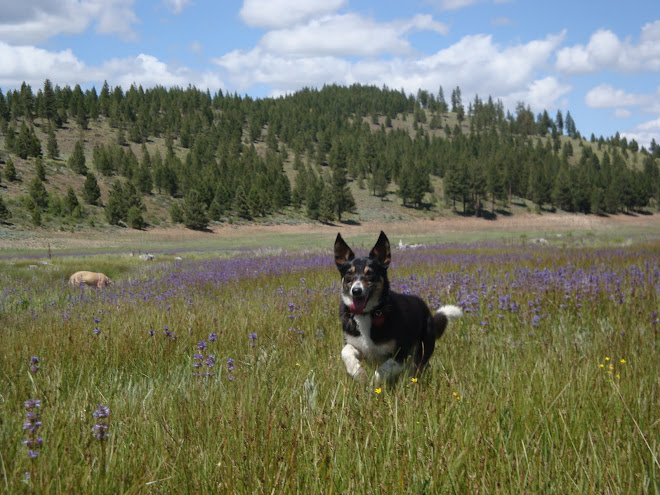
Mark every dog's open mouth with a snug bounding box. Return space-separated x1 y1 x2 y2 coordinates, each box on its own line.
349 297 368 315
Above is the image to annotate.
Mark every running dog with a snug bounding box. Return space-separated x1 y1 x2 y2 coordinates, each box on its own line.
334 231 462 384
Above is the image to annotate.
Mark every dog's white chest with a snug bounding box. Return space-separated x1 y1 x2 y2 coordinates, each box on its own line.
344 314 395 364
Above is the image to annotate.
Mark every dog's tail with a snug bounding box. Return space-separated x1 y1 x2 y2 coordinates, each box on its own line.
433 305 463 339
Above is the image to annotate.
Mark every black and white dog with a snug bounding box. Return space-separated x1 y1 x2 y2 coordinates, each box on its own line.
334 231 462 384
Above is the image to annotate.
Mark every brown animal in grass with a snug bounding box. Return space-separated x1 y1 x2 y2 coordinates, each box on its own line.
68 271 114 288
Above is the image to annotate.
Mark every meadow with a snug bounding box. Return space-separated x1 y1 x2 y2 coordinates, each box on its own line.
0 236 659 493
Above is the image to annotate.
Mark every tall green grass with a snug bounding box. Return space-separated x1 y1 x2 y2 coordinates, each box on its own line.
0 241 658 493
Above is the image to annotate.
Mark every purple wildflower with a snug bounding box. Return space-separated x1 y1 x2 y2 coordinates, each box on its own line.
197 340 207 351
93 328 101 335
23 398 43 463
93 405 110 419
148 329 155 337
249 333 258 347
29 356 39 373
92 404 110 440
209 332 218 342
24 399 41 409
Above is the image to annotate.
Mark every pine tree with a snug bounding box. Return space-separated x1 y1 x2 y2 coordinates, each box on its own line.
331 165 355 221
318 183 336 223
15 121 41 159
565 111 577 138
170 201 184 223
437 86 448 113
552 163 573 211
0 194 11 222
135 161 153 194
65 186 80 216
105 180 126 225
305 176 323 221
4 158 17 182
82 172 102 205
183 189 209 230
233 184 251 219
68 140 87 175
31 207 42 227
127 206 146 229
486 159 505 213
46 124 59 160
43 79 56 122
29 176 49 209
35 157 46 181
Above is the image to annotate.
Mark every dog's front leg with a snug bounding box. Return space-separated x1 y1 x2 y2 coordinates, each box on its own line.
374 358 404 384
341 344 367 382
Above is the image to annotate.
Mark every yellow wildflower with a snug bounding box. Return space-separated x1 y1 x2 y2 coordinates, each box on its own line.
620 359 626 364
375 388 382 394
411 377 418 383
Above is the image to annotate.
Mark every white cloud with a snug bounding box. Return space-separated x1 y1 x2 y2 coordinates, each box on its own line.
260 14 448 58
621 117 660 148
0 43 224 94
214 30 568 112
213 47 352 92
103 54 224 91
0 42 95 88
585 84 649 108
556 21 660 75
502 77 572 112
239 0 347 29
418 32 566 99
0 0 139 44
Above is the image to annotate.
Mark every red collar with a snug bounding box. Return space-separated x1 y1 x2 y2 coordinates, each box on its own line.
372 310 385 327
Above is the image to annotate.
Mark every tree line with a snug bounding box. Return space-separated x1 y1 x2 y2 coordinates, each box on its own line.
0 80 658 229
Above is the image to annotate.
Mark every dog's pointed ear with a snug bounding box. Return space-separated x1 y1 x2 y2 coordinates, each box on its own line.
369 231 391 268
334 233 355 270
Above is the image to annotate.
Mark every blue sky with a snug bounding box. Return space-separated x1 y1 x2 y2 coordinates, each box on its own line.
1 0 659 147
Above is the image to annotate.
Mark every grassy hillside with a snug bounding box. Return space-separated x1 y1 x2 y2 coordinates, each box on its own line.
0 89 656 234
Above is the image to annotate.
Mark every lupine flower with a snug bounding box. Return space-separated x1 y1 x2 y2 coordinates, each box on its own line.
209 332 218 342
29 356 39 373
23 398 43 461
249 333 258 347
148 329 155 337
197 340 207 351
92 404 110 440
93 328 101 335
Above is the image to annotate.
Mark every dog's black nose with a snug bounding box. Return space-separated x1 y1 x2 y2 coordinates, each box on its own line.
352 286 363 297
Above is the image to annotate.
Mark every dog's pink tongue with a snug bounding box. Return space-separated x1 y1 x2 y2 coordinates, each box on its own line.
350 299 367 314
